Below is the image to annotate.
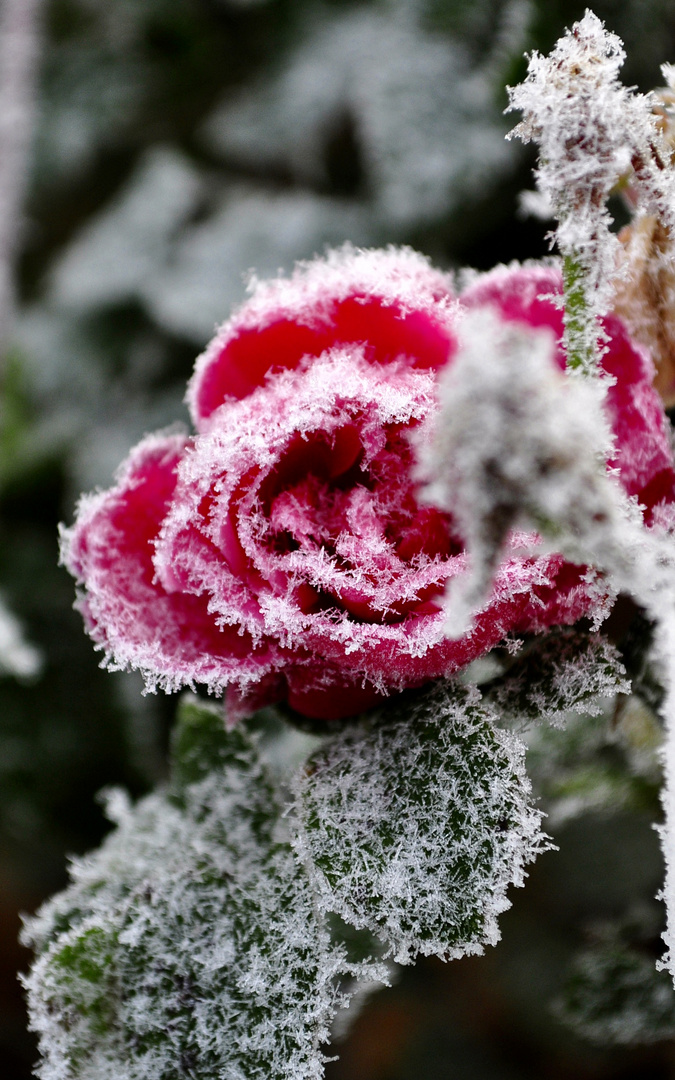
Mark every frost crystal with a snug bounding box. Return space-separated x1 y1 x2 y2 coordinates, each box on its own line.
507 11 675 372
485 627 630 729
418 309 615 635
292 681 548 966
418 304 675 983
22 699 378 1080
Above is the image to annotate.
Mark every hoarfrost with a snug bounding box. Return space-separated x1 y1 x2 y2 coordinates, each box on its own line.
485 627 630 729
507 11 675 372
0 592 41 678
203 7 514 231
49 147 204 313
292 681 548 966
23 699 383 1080
418 306 675 982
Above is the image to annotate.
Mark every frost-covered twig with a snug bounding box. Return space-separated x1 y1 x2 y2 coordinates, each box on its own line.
418 310 616 634
507 11 675 374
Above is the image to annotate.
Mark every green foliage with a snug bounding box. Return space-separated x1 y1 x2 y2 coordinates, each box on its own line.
49 925 119 1049
22 700 374 1080
556 917 675 1044
169 694 244 790
525 692 662 825
484 627 630 728
293 681 549 964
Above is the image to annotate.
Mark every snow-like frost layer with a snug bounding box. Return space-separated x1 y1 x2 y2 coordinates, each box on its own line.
23 705 383 1080
292 681 549 965
507 12 675 352
418 299 675 983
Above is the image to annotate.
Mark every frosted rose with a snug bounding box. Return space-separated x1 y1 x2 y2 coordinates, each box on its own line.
61 249 675 720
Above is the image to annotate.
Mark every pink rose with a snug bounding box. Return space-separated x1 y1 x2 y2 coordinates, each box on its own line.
61 249 675 721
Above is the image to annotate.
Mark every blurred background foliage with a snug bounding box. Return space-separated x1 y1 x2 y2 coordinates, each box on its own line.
5 0 675 1076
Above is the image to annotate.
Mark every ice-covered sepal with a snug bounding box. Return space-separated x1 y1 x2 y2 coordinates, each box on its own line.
291 681 550 965
484 626 630 729
22 698 381 1080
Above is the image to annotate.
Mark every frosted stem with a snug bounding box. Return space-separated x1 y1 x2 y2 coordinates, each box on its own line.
656 630 675 977
562 254 597 375
507 12 675 377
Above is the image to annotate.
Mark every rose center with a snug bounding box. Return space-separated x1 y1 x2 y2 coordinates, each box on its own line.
255 421 462 623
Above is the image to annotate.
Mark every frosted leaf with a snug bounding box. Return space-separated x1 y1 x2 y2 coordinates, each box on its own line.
22 698 380 1080
202 7 514 230
556 919 675 1045
524 697 661 828
485 627 630 729
292 681 549 966
143 190 373 344
0 592 41 678
49 147 204 312
14 300 189 492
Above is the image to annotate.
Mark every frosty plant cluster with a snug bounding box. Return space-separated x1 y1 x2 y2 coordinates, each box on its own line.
22 10 675 1077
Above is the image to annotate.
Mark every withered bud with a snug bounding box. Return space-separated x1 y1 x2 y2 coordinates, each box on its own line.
612 215 675 407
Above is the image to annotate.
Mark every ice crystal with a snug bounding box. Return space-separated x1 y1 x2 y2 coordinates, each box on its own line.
292 681 548 966
418 308 615 635
485 627 630 729
507 11 675 372
22 698 382 1080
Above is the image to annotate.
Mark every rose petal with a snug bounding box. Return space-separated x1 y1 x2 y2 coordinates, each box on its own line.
188 245 457 428
462 263 675 511
61 431 278 695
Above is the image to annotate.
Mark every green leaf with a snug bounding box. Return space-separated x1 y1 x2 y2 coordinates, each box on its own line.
170 693 250 790
524 693 662 826
484 628 630 729
292 681 549 965
23 699 377 1080
556 920 675 1045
